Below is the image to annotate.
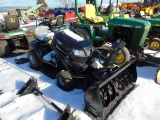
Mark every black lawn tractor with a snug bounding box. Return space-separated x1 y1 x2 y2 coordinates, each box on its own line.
27 26 137 119
0 15 32 57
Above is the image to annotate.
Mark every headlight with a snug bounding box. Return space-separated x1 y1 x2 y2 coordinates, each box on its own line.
72 49 85 57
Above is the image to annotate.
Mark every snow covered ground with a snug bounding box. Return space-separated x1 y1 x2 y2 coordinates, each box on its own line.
0 21 160 120
0 50 159 120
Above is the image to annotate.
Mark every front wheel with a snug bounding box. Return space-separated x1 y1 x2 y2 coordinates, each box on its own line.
28 49 42 69
0 40 10 57
24 35 33 49
56 70 74 91
149 38 160 51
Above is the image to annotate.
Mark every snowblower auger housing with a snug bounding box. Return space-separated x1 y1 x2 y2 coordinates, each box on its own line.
17 77 78 120
84 56 137 119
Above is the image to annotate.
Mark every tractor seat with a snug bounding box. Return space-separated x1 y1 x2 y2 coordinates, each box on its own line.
84 4 103 24
34 26 54 41
3 15 20 32
109 13 120 19
50 15 65 32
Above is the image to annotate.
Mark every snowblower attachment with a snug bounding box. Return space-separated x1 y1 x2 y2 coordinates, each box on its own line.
17 77 78 120
85 48 137 119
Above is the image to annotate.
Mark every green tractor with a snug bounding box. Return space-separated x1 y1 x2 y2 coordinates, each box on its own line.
71 0 159 64
71 0 132 66
145 19 160 51
97 0 160 51
0 15 32 57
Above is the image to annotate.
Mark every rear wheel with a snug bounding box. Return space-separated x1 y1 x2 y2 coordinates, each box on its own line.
24 35 33 49
115 47 130 66
56 70 74 91
28 49 42 69
0 40 10 57
149 38 160 51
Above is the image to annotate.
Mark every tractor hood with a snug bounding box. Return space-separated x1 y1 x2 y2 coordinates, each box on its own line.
108 17 151 29
145 19 160 26
54 29 92 51
54 29 93 72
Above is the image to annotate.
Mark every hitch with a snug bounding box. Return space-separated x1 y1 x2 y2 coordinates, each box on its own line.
17 77 78 120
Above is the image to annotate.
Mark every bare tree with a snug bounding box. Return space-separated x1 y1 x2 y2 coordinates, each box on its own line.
59 0 74 8
36 0 48 8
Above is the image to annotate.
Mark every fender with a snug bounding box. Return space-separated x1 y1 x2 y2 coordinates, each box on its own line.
30 40 44 59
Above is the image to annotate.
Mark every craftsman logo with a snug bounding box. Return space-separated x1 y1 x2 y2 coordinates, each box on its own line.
9 18 15 23
48 39 53 44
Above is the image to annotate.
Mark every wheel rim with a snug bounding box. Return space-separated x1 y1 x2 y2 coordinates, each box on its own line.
29 55 35 65
150 41 160 50
115 53 125 64
58 76 65 87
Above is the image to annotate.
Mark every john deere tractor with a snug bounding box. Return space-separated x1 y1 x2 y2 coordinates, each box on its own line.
145 19 160 51
0 15 32 57
71 0 159 64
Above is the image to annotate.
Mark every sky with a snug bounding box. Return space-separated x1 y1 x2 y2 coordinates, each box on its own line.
0 0 138 7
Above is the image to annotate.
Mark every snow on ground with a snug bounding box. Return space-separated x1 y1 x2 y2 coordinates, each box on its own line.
20 21 37 27
0 20 160 120
0 51 159 120
0 54 90 120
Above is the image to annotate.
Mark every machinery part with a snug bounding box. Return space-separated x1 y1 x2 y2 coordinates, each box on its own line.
149 38 160 51
91 61 99 69
84 57 137 119
0 15 32 57
28 49 43 69
17 76 78 120
74 27 92 44
103 39 130 67
56 70 74 91
4 15 19 31
14 58 29 64
24 35 33 49
155 67 160 84
16 4 43 23
0 40 10 57
70 24 104 47
115 47 130 66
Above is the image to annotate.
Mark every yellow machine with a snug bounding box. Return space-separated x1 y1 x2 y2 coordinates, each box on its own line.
15 4 43 24
155 67 160 84
119 0 159 16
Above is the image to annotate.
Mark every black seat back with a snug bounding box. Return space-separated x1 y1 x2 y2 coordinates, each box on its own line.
56 15 65 27
4 15 19 31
